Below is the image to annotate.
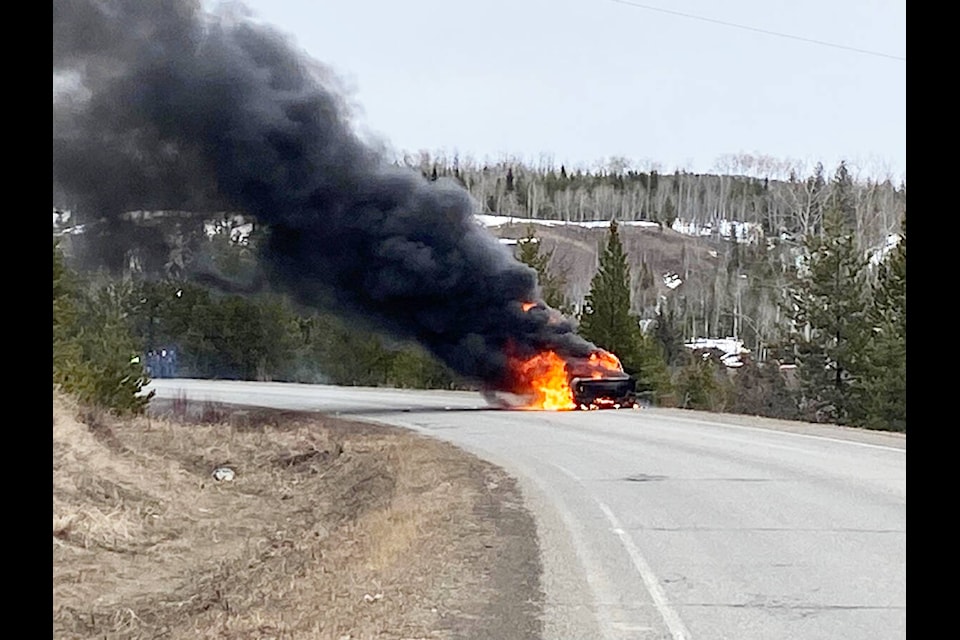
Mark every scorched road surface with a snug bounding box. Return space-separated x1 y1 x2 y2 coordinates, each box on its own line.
146 380 906 640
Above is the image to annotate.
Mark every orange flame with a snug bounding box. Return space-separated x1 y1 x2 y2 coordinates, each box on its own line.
506 344 628 411
521 301 537 312
509 350 576 411
585 350 623 378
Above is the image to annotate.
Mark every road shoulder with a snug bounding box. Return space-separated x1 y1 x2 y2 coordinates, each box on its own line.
645 407 906 449
54 394 543 639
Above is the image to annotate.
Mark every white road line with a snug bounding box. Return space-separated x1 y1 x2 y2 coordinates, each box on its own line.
554 463 692 640
596 502 691 640
627 412 906 453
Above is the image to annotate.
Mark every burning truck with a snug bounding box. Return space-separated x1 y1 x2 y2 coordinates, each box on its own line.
569 371 637 410
503 345 638 411
483 303 638 411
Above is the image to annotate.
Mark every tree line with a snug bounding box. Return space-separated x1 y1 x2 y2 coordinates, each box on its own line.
403 151 904 253
53 240 462 415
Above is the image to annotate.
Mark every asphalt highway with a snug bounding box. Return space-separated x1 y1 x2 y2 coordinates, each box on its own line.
146 379 906 640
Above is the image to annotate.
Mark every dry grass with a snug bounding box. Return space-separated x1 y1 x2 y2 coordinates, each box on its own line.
53 390 542 639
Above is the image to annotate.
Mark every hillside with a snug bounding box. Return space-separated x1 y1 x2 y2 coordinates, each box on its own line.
483 215 725 307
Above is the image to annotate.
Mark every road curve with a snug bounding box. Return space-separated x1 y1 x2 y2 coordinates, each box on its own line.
146 379 906 640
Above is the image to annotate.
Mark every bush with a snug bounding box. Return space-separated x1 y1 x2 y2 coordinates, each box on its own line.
53 242 153 415
729 355 799 420
673 349 733 412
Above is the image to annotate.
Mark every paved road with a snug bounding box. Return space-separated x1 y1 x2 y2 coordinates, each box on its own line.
146 379 906 640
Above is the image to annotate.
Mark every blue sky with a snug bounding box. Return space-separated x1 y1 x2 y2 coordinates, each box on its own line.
232 0 906 180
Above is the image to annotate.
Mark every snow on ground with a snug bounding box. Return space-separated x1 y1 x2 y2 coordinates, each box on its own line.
869 234 901 266
475 214 661 230
474 214 764 244
685 337 750 368
671 218 763 244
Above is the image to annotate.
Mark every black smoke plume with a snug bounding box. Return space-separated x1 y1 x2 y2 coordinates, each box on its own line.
53 0 599 388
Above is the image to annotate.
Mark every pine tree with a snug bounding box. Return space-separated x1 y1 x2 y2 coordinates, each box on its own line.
634 332 673 400
53 239 82 374
653 303 687 368
635 260 656 309
830 161 856 230
674 349 733 411
579 220 639 364
805 162 828 234
860 215 906 430
788 164 870 424
53 242 153 414
577 219 674 396
516 225 568 312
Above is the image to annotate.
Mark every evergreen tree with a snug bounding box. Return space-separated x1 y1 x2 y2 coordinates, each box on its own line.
53 240 82 376
578 220 670 398
53 242 153 414
638 260 656 290
634 332 673 401
635 260 656 309
579 220 639 366
674 349 733 411
386 342 458 389
516 225 568 312
788 165 870 424
860 215 906 431
829 161 856 230
805 162 828 233
653 303 687 367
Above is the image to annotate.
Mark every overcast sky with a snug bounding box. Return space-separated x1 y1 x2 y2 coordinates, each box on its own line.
234 0 905 180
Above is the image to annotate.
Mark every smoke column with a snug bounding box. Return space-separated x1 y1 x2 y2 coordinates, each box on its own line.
53 0 599 388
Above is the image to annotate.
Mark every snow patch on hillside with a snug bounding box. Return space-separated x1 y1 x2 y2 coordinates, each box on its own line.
685 337 750 368
475 214 661 230
869 234 901 266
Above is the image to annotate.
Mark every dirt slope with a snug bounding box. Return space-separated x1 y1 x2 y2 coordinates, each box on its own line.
53 391 542 639
490 220 724 307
